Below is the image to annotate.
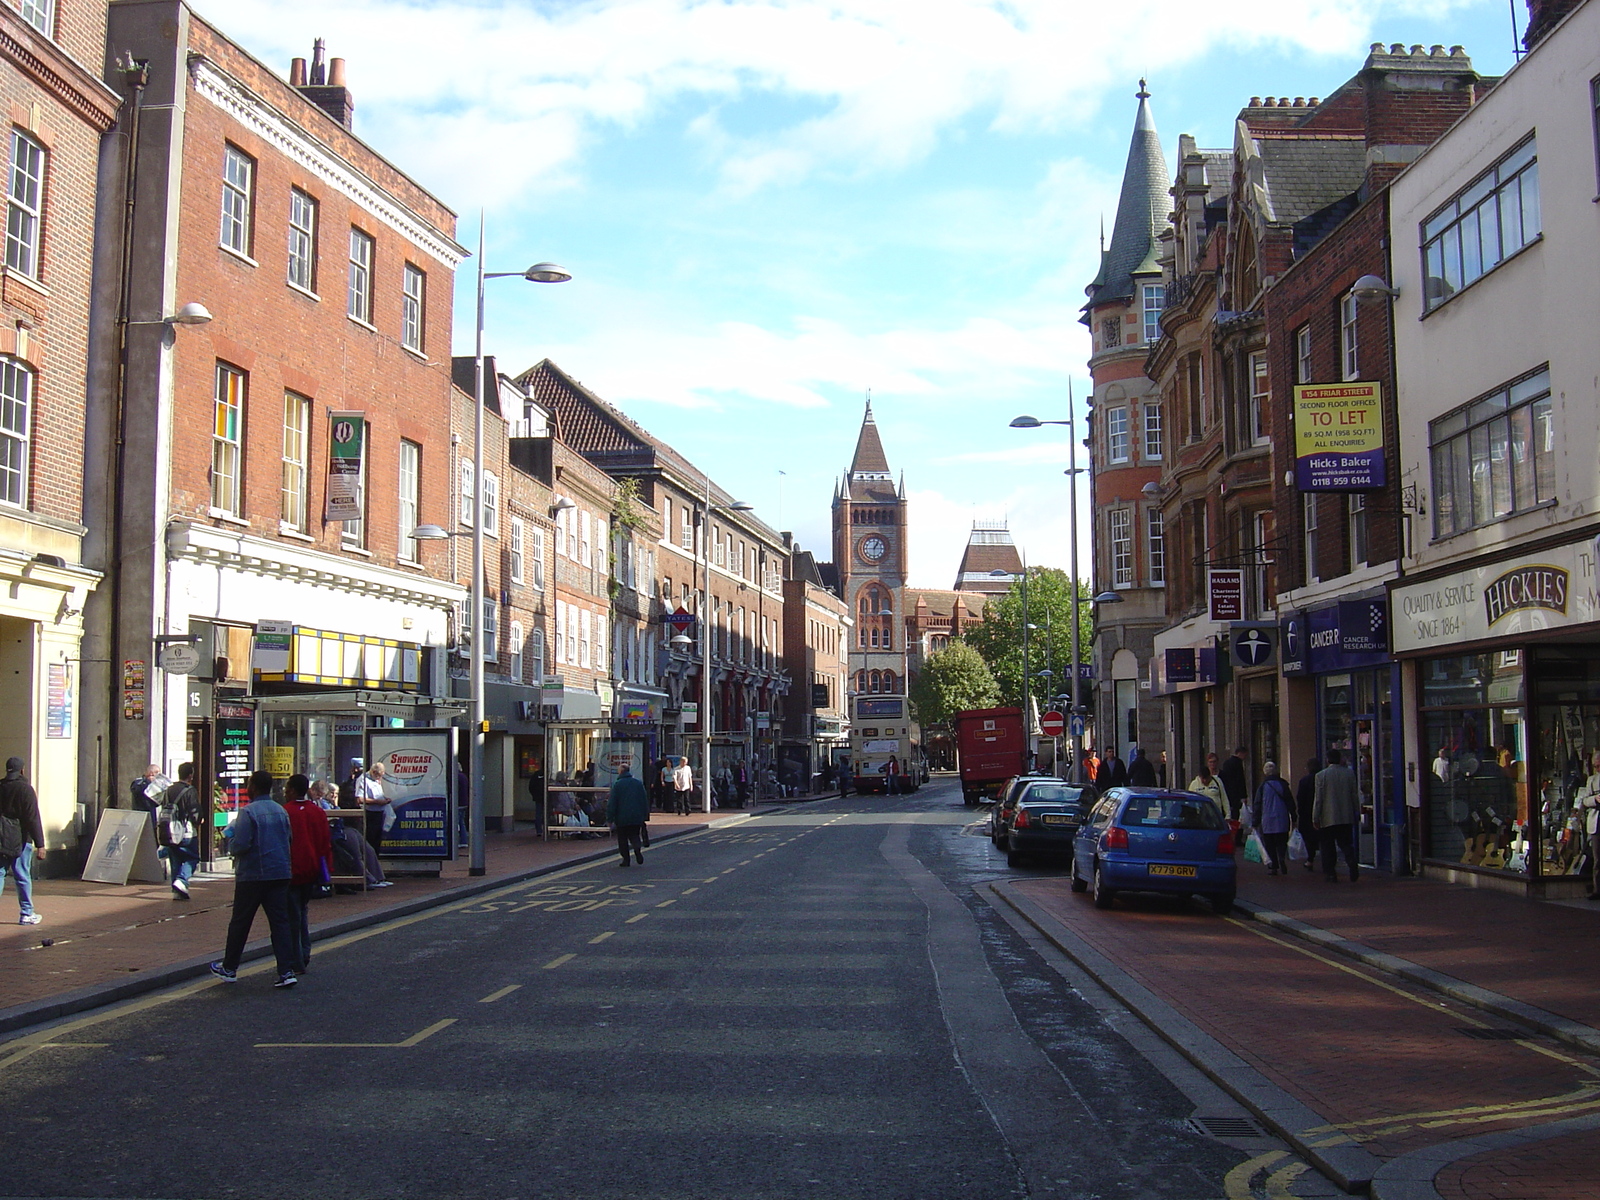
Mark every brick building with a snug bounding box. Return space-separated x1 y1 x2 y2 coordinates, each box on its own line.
781 537 849 784
0 0 120 853
86 7 468 839
833 400 907 698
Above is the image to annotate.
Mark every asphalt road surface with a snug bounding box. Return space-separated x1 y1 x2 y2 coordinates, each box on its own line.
0 777 1338 1199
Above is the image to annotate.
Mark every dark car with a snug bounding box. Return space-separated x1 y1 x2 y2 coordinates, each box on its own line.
990 774 1063 844
999 781 1098 868
1071 788 1238 914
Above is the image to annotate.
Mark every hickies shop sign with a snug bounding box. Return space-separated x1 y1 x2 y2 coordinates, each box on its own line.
1391 537 1599 654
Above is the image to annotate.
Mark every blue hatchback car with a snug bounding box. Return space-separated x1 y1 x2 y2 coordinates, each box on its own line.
1071 788 1238 915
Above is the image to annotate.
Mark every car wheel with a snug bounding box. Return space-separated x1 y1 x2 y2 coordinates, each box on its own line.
1005 849 1023 868
1211 892 1235 916
1069 856 1088 893
1092 862 1116 910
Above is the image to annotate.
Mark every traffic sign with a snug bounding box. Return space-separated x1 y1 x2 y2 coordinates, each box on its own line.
1040 710 1065 737
1068 713 1087 738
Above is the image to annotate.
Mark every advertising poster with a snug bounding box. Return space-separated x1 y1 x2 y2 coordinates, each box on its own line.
215 718 253 819
324 410 366 522
1293 382 1385 490
369 728 454 858
46 662 71 738
252 619 292 673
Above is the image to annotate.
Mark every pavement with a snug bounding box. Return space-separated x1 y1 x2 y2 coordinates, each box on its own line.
994 856 1600 1199
0 800 795 1036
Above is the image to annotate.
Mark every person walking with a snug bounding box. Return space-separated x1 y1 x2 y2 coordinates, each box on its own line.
1188 755 1225 809
1127 747 1158 788
157 763 203 900
0 756 44 926
1576 752 1600 900
1253 762 1296 876
1314 749 1361 882
1218 747 1249 823
283 773 332 975
356 761 392 853
210 770 299 988
672 757 694 815
609 764 651 867
837 759 853 799
1295 757 1322 870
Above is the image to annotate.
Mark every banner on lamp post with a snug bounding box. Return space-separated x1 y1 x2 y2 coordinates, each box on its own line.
324 411 366 522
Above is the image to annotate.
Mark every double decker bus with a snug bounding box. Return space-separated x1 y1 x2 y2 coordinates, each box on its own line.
849 695 926 793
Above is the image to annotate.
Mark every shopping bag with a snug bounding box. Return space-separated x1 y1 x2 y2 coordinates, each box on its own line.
1244 832 1266 864
1287 829 1306 861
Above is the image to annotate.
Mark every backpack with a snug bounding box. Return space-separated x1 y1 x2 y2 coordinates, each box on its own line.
158 783 196 846
0 812 21 860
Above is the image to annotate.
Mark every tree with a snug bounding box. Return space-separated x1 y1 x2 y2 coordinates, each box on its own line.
964 568 1093 713
910 640 1000 726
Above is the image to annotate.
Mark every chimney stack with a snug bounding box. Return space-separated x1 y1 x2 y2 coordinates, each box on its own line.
1524 0 1582 49
292 37 355 130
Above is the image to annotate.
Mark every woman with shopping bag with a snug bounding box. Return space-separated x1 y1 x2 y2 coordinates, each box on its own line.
1253 762 1296 876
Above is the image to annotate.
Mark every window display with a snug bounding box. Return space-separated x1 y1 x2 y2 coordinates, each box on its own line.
1421 652 1526 870
1530 648 1600 880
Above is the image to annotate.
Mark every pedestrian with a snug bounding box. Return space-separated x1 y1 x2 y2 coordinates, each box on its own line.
337 758 364 808
654 758 672 812
1313 749 1361 883
528 760 546 835
1219 746 1249 822
1188 755 1225 809
356 761 392 853
609 764 650 867
820 759 835 793
1253 762 1295 875
838 759 854 798
130 763 164 815
157 762 203 900
1127 747 1158 788
283 773 332 975
210 770 299 988
1295 757 1321 870
1104 750 1129 788
1084 750 1101 784
672 756 694 815
0 756 44 926
1575 752 1600 900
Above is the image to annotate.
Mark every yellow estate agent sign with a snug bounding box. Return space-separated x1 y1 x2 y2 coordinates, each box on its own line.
1293 382 1385 490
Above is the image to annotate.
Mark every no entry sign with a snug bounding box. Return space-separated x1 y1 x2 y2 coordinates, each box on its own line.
1040 710 1065 737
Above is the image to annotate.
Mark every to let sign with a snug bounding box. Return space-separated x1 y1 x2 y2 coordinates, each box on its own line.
1208 569 1246 622
1293 382 1386 490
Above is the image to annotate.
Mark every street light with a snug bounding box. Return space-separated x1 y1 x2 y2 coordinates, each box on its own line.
1010 382 1088 783
466 217 570 876
694 482 753 813
989 558 1033 766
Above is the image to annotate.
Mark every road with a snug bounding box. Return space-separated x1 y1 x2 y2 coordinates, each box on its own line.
0 778 1342 1199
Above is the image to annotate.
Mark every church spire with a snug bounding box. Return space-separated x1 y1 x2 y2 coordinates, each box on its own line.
1084 79 1170 311
849 393 891 476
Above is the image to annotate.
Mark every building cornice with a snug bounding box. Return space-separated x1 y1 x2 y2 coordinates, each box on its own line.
190 59 467 269
0 11 121 131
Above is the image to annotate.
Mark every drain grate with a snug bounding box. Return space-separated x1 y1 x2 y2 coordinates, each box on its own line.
1190 1116 1268 1140
1457 1027 1530 1041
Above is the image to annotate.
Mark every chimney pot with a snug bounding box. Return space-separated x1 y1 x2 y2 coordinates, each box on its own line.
1450 44 1465 56
1370 42 1383 52
1410 44 1424 55
1390 42 1404 53
328 58 346 87
289 57 307 86
1249 96 1261 106
1293 96 1305 106
1308 96 1320 105
1430 44 1445 55
310 37 327 85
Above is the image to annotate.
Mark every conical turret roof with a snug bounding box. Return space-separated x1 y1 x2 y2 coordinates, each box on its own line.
1085 81 1170 311
850 398 890 474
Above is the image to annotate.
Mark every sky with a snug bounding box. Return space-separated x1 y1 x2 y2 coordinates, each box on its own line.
220 0 1521 587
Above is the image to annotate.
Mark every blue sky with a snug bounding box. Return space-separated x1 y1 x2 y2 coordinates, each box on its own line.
222 0 1518 586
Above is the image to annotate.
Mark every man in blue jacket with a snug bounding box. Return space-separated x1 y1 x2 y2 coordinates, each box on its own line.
210 770 299 988
609 764 651 867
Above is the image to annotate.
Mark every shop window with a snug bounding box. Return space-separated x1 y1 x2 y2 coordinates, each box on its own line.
1420 652 1527 871
1430 367 1553 538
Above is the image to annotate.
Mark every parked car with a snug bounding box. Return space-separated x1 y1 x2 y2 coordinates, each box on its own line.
1071 788 1237 914
998 780 1098 868
990 774 1063 844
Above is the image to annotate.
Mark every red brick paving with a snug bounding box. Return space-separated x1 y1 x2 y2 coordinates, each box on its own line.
1012 877 1600 1161
1435 1127 1600 1199
0 809 769 1017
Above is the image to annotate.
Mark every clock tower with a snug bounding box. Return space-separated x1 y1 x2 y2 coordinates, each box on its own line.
832 399 909 695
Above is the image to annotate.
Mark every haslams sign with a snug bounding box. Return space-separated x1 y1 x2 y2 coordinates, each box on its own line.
1392 539 1598 653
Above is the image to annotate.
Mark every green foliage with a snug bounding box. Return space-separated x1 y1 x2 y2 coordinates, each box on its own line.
611 477 644 529
964 568 1093 712
910 640 1001 726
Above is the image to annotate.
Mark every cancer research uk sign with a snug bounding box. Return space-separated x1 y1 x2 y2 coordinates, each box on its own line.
1293 382 1386 490
1391 538 1600 654
368 728 455 859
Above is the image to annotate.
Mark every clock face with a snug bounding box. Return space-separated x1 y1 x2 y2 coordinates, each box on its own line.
860 535 887 563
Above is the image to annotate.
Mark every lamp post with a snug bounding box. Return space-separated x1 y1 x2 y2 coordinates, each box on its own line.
466 217 569 875
692 478 752 813
990 553 1033 768
1011 387 1087 783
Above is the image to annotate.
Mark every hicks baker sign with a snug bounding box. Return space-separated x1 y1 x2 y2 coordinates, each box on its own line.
1391 539 1599 654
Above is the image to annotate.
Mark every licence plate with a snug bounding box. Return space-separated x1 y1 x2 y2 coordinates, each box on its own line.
1042 814 1073 826
1148 864 1197 877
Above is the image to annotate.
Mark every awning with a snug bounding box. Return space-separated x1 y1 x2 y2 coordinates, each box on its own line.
250 690 465 719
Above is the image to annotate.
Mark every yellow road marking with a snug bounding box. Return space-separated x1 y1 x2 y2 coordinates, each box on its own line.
1228 918 1460 1012
0 1042 107 1071
739 860 752 865
256 1018 456 1049
681 887 699 894
722 868 736 874
1266 1160 1309 1198
1224 1150 1286 1199
478 985 521 1003
703 878 719 883
588 932 614 944
1304 1084 1600 1133
655 899 676 908
543 954 576 970
625 913 649 924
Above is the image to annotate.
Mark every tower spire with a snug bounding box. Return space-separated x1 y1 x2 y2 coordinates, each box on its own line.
1084 78 1170 312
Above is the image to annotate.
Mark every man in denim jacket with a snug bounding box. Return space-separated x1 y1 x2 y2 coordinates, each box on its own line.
210 770 299 989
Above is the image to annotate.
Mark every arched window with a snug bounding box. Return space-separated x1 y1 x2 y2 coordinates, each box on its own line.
882 670 896 693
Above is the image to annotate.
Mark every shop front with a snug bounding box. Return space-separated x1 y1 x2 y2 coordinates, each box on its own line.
1281 597 1402 871
1150 621 1226 787
1392 535 1600 897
